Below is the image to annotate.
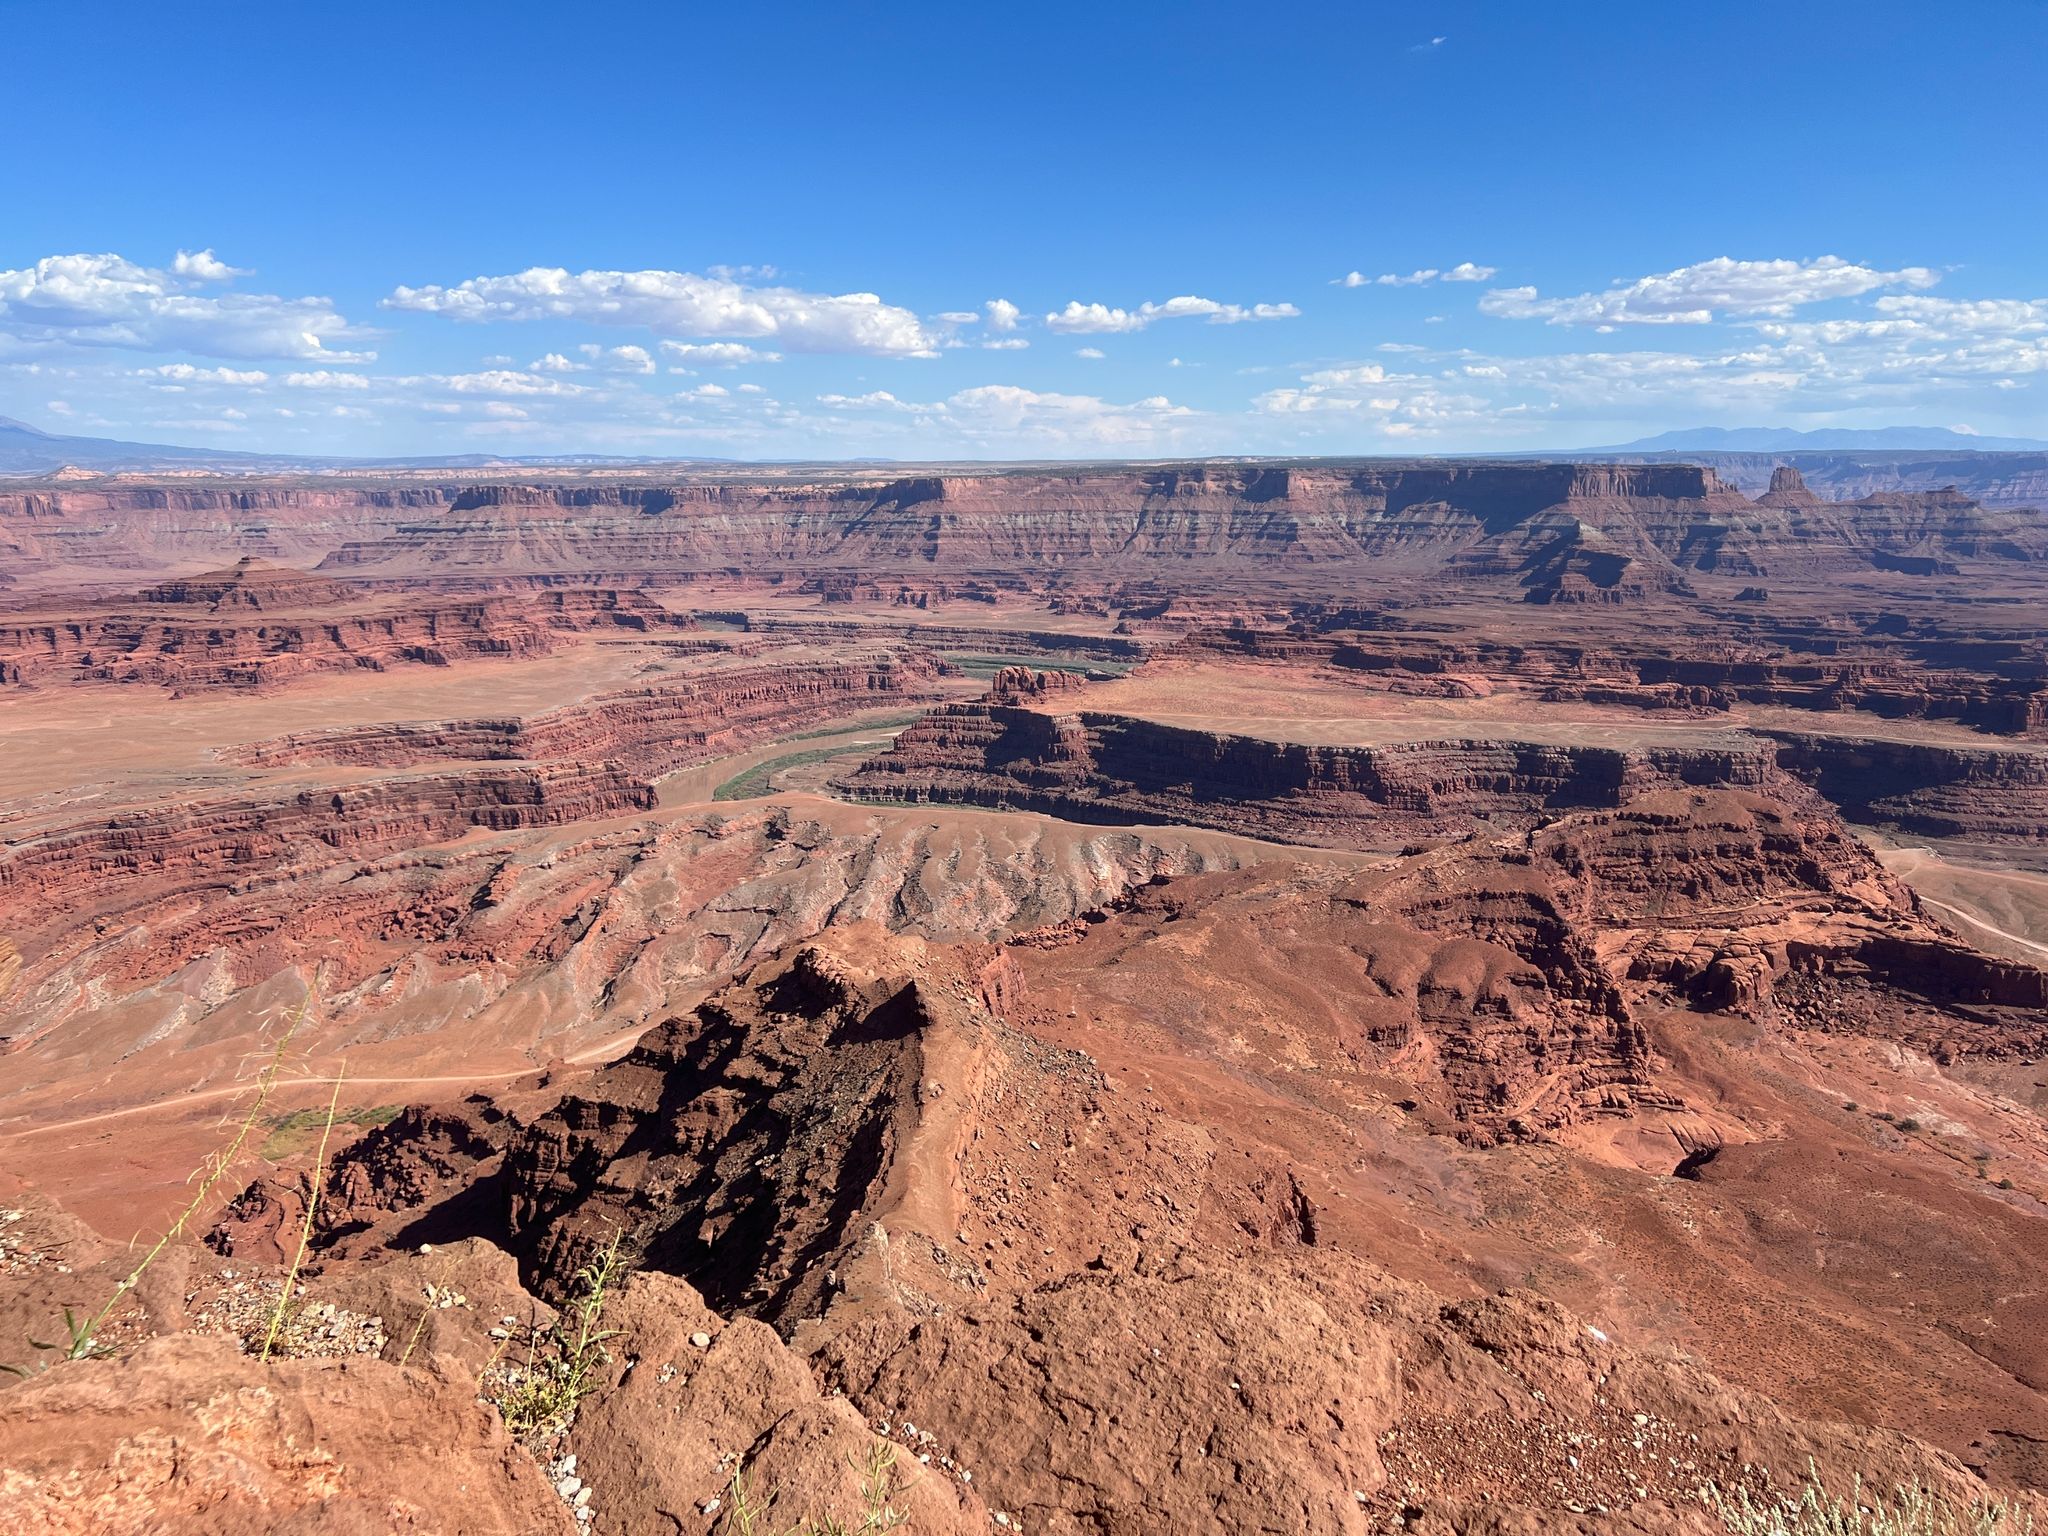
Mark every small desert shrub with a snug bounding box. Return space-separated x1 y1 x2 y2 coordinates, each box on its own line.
5 994 314 1377
1896 1118 1924 1134
259 1100 399 1160
493 1230 628 1443
1711 1467 2033 1535
721 1438 910 1536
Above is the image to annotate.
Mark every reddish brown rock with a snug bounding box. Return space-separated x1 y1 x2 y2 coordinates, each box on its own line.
0 1336 574 1535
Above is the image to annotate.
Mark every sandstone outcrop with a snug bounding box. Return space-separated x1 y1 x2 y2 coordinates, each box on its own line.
836 686 1790 847
0 763 657 916
0 561 696 691
0 1335 575 1535
230 652 948 771
1177 627 2048 737
1769 730 2048 841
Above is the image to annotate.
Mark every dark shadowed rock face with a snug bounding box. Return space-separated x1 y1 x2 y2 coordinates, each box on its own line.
501 939 1001 1316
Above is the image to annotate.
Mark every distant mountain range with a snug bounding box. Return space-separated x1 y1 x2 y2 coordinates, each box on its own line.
0 415 698 476
8 411 2048 480
1594 425 2048 453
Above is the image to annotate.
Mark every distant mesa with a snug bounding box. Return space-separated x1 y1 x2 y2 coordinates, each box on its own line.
137 557 360 612
1756 465 1823 506
1594 424 2048 453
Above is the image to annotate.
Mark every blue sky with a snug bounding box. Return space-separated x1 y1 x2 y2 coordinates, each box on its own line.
4 0 2046 459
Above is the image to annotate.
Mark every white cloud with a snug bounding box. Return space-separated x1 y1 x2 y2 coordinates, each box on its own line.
1337 262 1498 289
1253 363 1488 430
940 384 1192 447
533 344 670 376
819 390 911 410
657 340 780 366
580 342 656 374
430 369 594 397
283 370 370 389
1300 364 1387 387
386 266 939 356
985 298 1021 331
171 249 250 281
138 362 270 385
800 382 1196 452
1075 346 1106 359
1480 255 1938 327
1044 295 1300 333
1869 295 2048 335
982 337 1029 350
0 251 373 361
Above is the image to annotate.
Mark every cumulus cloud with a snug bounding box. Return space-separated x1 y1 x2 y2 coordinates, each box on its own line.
657 340 781 366
283 370 371 389
1868 295 2048 335
137 362 270 385
819 390 911 410
1479 255 1938 327
1075 346 1106 359
985 298 1021 331
171 249 251 281
385 266 940 356
429 369 595 397
578 342 657 373
982 337 1029 350
1043 295 1300 333
0 251 374 361
1334 263 1496 288
941 385 1192 446
807 383 1195 451
589 343 653 373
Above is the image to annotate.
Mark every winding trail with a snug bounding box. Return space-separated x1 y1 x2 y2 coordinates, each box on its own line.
1915 896 2048 961
0 1026 647 1141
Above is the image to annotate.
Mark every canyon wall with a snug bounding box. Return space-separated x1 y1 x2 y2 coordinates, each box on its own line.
0 566 695 689
836 690 1789 847
0 763 657 914
1769 731 2048 841
839 673 2048 848
1179 628 2048 737
5 462 2040 590
229 652 951 770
